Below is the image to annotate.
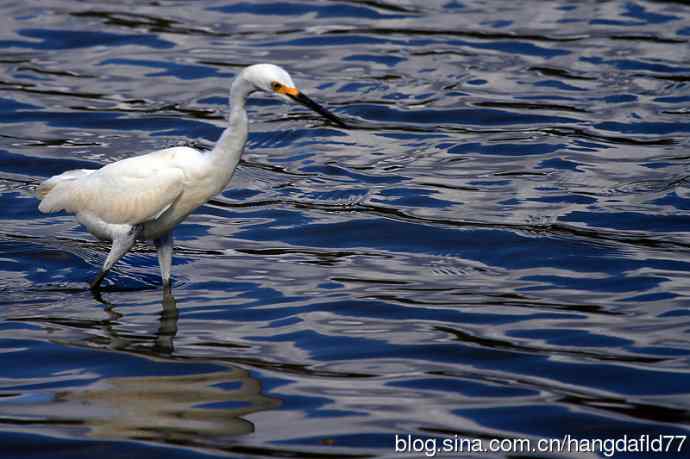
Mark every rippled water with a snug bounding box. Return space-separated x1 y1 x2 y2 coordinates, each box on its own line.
1 0 690 457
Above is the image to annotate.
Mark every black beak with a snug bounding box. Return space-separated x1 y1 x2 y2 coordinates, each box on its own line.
288 92 348 128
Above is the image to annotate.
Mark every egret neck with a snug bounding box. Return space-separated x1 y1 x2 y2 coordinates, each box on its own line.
208 72 253 189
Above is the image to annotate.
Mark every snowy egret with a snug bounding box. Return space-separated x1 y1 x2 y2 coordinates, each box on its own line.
36 63 346 290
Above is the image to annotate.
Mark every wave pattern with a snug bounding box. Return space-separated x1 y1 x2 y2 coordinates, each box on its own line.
1 0 690 457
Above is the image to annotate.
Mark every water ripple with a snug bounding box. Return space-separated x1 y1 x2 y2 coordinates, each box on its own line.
1 0 690 458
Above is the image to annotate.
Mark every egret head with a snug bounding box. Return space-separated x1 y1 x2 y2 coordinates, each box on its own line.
242 63 347 128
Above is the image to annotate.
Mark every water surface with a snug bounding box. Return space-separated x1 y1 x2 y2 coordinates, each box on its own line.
1 0 690 457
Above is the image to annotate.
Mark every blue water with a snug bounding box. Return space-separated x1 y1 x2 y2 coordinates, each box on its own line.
1 1 690 458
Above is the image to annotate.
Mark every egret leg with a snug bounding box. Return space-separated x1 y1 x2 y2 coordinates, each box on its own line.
90 225 141 290
154 231 173 289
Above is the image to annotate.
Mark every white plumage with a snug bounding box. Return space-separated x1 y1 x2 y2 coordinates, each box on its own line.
36 63 346 290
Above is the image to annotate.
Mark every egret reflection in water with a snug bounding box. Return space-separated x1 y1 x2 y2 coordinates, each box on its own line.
1 291 280 450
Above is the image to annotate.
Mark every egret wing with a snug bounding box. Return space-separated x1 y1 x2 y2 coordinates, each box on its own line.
40 159 186 225
36 169 95 199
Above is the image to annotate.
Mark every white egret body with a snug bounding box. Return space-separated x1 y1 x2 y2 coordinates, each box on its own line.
36 64 346 290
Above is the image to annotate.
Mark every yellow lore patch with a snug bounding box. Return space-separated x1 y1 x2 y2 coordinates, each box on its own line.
273 82 299 97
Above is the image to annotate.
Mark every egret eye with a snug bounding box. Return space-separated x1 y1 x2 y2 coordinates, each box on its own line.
271 81 282 91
